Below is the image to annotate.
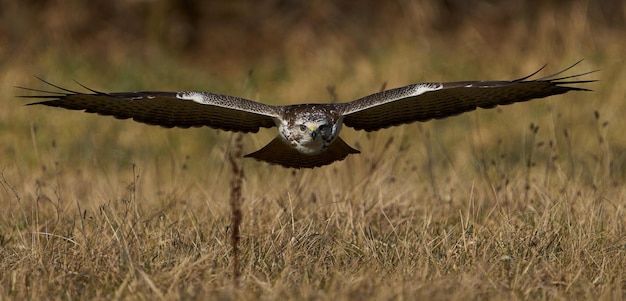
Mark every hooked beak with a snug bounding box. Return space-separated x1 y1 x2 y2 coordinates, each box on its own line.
309 125 318 138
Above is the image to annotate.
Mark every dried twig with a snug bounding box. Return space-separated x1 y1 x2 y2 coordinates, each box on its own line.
228 133 245 286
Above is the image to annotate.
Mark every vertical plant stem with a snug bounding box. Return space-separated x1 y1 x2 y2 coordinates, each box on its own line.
228 133 245 287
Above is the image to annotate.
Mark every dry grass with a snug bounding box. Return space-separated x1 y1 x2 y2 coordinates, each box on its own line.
1 2 625 300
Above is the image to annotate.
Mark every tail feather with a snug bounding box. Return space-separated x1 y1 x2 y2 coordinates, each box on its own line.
244 137 360 168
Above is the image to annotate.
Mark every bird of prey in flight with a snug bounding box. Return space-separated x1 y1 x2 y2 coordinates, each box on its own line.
18 61 596 168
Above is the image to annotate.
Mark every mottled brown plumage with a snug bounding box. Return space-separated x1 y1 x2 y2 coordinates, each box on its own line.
18 61 596 168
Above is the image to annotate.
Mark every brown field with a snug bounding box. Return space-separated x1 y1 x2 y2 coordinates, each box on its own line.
1 1 625 300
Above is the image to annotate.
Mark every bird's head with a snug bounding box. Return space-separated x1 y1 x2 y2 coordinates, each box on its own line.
279 106 343 155
295 120 331 142
291 119 336 155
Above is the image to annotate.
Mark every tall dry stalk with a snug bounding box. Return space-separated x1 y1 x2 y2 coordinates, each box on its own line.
228 133 245 286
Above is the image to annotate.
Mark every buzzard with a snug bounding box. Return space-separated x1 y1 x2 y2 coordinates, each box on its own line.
18 61 596 168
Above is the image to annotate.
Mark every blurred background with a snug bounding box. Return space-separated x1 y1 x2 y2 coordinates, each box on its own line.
1 2 625 298
2 0 622 83
0 0 623 190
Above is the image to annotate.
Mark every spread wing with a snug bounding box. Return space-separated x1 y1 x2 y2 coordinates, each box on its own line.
340 61 598 131
17 79 280 133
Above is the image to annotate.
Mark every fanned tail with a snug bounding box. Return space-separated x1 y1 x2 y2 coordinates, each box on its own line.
245 137 360 168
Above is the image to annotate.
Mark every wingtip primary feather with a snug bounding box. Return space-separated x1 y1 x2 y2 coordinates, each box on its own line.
513 59 599 85
16 76 86 104
31 76 83 94
513 63 549 82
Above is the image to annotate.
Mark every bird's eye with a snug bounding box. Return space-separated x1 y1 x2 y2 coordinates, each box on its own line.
318 124 328 131
299 125 308 132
